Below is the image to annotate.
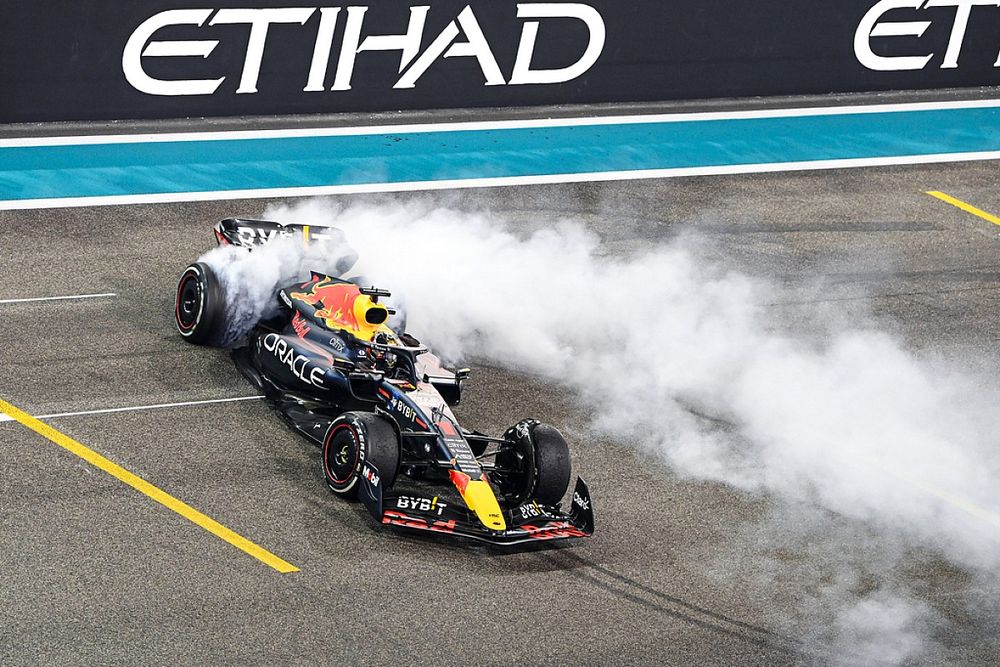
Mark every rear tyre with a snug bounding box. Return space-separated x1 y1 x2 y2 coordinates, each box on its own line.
322 412 400 498
494 419 572 507
175 262 227 346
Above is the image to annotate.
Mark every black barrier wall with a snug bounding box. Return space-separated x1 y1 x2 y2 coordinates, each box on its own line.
3 1 1000 123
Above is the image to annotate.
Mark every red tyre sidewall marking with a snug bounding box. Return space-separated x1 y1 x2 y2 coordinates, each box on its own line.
324 423 363 486
175 268 201 334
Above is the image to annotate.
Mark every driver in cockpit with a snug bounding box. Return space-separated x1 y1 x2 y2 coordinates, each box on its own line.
369 331 402 375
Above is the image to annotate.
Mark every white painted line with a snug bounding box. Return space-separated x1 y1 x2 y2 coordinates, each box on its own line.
2 98 999 148
3 150 1000 211
0 396 265 423
0 292 117 304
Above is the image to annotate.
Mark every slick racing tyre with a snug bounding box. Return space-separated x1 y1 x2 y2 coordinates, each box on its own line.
322 412 400 498
495 419 571 507
175 262 227 346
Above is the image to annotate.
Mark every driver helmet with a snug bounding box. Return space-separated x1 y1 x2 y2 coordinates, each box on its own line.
370 332 397 369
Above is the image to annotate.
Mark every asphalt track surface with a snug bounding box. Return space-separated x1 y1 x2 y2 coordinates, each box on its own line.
2 162 999 665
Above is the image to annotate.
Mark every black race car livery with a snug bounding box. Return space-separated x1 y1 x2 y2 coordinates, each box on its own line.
174 218 594 545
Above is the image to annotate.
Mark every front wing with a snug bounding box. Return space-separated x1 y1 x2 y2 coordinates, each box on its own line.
357 463 594 545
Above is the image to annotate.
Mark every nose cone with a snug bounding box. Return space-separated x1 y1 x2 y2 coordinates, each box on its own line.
450 473 507 531
465 480 507 531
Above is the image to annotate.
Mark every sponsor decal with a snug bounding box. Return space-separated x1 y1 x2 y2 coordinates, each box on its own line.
328 336 346 352
442 440 481 476
388 396 417 421
123 4 606 97
230 224 343 246
519 500 544 519
290 278 363 331
855 0 1000 71
292 311 311 338
572 491 590 511
262 333 327 387
514 418 537 440
362 462 380 486
410 386 445 408
454 450 478 467
234 226 296 244
395 495 448 515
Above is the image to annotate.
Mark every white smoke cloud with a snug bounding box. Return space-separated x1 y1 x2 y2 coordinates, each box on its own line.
831 591 936 664
201 196 999 662
257 197 1000 570
197 234 356 345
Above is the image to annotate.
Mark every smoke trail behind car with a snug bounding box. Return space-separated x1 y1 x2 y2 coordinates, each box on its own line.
222 195 999 662
259 198 1000 569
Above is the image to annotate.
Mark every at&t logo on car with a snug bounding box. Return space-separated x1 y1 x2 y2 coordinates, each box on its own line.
122 4 606 96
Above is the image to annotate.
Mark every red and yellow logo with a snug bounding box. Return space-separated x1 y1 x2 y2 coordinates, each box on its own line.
290 277 391 342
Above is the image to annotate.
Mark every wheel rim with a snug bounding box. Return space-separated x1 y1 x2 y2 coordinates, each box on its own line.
175 272 201 332
324 425 360 487
493 443 532 506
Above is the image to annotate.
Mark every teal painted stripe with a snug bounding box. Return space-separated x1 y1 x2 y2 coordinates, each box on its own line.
1 107 999 201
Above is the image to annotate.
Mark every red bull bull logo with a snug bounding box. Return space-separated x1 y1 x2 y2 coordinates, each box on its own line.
290 276 389 342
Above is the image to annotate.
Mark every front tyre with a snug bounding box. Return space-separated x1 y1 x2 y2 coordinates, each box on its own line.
322 412 400 498
175 262 227 346
495 419 572 507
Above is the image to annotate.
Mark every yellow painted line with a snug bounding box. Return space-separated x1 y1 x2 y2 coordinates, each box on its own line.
892 471 1000 530
926 190 1000 227
0 398 299 573
859 453 1000 530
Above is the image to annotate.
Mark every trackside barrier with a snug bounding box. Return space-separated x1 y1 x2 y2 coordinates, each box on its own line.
2 1 999 123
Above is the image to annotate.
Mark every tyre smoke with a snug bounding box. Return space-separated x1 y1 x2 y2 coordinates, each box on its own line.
211 196 998 662
261 198 1000 569
197 234 359 346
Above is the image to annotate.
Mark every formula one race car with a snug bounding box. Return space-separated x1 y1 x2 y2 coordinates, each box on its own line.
174 219 594 545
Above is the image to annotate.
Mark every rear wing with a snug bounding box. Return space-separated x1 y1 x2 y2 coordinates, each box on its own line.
213 218 350 248
213 218 359 276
